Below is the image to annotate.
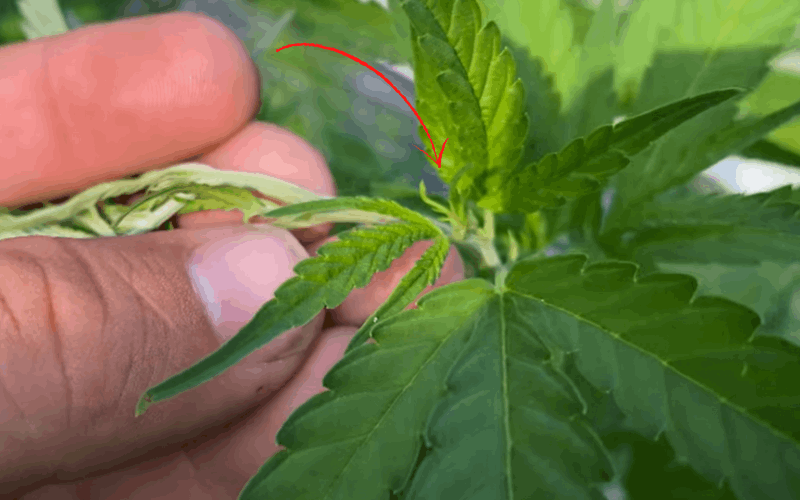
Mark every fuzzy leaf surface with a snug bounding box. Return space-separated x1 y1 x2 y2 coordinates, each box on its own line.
135 221 443 416
240 278 614 500
505 254 800 500
478 88 741 214
401 0 528 192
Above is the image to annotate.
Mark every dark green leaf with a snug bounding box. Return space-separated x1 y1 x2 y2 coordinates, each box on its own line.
506 254 800 500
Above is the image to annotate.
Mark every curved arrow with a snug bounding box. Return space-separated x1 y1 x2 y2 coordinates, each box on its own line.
275 42 448 169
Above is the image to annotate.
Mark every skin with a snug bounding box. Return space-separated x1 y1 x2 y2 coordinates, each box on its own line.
0 11 464 499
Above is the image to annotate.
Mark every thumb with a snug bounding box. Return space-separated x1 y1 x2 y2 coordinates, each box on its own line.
0 224 324 494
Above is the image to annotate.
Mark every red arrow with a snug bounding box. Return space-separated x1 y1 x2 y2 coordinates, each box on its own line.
275 42 448 169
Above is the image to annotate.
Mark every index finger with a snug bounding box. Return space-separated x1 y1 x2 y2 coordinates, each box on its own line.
0 11 261 209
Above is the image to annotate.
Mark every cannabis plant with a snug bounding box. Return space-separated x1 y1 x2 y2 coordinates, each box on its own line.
4 0 800 499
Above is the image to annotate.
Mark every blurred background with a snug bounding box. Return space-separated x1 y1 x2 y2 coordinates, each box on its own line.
0 0 452 208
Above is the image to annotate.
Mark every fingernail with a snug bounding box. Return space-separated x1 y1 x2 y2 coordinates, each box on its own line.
186 225 306 342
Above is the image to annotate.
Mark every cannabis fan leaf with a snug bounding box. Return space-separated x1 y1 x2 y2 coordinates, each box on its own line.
504 254 800 500
239 278 614 500
136 211 445 414
6 0 800 499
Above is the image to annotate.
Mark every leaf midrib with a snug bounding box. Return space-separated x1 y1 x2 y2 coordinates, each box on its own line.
506 288 798 451
319 294 494 500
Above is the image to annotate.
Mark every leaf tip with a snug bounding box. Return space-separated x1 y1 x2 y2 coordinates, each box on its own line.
134 394 153 417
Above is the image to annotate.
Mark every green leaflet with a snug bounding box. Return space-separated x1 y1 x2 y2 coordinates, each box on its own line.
401 0 528 193
0 163 329 240
344 235 451 354
502 37 566 170
740 70 800 158
608 0 800 215
135 221 443 416
238 281 496 500
740 139 800 169
263 195 441 230
477 88 741 214
613 0 679 104
505 254 800 500
598 184 800 346
605 97 800 232
603 184 800 265
239 279 613 500
481 0 581 111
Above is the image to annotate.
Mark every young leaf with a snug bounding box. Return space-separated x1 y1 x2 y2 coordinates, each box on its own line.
480 0 581 111
135 221 443 416
344 235 451 354
239 279 613 500
477 88 741 214
400 0 529 192
505 254 800 500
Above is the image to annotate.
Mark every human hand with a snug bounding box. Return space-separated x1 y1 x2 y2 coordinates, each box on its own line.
0 11 464 499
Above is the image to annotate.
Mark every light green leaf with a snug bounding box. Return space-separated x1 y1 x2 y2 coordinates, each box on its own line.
16 0 69 40
401 0 529 193
505 254 800 500
239 278 613 500
562 0 620 141
263 195 443 231
135 221 442 416
0 163 329 241
609 0 800 214
605 97 800 229
739 70 800 157
613 0 680 104
481 0 581 110
478 88 741 214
